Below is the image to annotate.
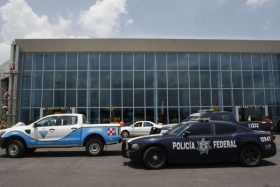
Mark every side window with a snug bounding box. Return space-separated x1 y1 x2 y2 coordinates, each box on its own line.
36 116 57 127
144 122 153 127
188 124 212 136
201 114 211 119
134 122 142 127
215 124 237 135
217 113 232 122
61 116 77 125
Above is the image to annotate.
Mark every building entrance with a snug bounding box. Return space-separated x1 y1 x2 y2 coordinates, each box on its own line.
234 106 268 122
39 107 76 118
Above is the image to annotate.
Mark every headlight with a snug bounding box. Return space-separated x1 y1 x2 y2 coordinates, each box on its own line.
131 143 140 150
0 131 6 137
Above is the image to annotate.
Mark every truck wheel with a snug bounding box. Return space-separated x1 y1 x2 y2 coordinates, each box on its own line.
239 145 261 167
143 146 167 169
121 130 129 138
86 139 104 156
6 140 26 158
26 148 37 154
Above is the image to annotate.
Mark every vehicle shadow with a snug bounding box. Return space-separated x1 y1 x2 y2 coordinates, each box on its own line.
123 160 277 170
0 150 122 158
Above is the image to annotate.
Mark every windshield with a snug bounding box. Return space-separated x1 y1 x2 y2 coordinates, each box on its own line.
182 115 199 122
166 124 190 136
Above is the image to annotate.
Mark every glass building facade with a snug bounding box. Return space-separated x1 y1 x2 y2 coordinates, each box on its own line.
20 52 280 124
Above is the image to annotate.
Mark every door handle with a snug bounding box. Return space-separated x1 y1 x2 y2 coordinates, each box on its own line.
71 127 77 130
49 129 55 131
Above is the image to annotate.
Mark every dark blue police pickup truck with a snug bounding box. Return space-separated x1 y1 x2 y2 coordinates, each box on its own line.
122 119 277 169
154 111 274 134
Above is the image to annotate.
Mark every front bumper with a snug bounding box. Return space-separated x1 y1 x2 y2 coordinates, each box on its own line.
121 140 129 158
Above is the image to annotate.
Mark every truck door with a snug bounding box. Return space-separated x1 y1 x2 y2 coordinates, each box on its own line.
54 116 81 146
29 116 58 146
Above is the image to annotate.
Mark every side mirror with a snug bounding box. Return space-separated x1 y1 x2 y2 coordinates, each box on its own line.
183 131 190 137
33 123 38 128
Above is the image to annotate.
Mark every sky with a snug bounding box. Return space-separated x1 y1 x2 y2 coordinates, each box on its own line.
0 0 280 64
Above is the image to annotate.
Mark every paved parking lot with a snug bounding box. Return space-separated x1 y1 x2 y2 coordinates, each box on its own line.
0 135 279 187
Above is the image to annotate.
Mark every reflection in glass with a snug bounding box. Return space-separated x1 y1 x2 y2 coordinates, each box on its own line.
89 53 99 70
123 71 133 88
89 108 99 124
157 71 167 88
179 89 189 106
111 71 121 88
42 90 53 107
43 71 54 89
55 53 66 70
32 72 42 89
44 54 54 70
254 89 264 105
78 71 87 88
231 54 241 70
100 71 110 89
100 90 110 107
253 71 263 88
134 71 144 88
264 71 273 88
189 53 199 70
233 89 243 106
265 89 274 105
168 90 178 106
221 54 230 70
211 71 221 88
31 90 41 107
112 90 121 107
23 54 32 70
190 89 200 106
33 54 43 70
134 53 144 70
222 71 231 88
111 53 121 70
201 89 211 106
241 55 252 70
66 71 77 89
232 72 242 88
199 54 209 70
123 53 133 70
252 55 262 71
78 90 87 107
90 90 99 107
210 54 220 70
100 53 110 70
200 71 210 88
178 71 189 88
123 90 133 107
78 53 88 70
178 53 188 70
243 89 254 105
156 53 166 70
145 53 155 70
167 53 177 70
168 71 178 88
146 90 155 107
189 71 199 88
145 71 154 88
90 71 99 88
66 90 76 107
67 53 77 70
223 89 232 106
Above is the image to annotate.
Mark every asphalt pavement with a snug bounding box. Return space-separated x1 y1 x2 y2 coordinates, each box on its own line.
0 136 279 187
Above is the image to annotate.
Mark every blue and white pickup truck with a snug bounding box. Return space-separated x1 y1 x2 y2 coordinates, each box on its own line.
0 114 122 158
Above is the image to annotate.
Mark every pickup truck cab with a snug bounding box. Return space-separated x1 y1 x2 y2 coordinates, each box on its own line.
153 111 274 134
0 114 122 158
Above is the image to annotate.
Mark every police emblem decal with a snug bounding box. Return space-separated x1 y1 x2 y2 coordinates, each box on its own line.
39 128 48 139
196 138 212 155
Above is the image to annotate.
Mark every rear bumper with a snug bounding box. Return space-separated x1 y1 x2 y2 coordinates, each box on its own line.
263 142 277 158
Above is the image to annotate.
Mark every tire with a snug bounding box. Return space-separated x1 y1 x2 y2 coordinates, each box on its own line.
143 146 167 169
239 145 262 167
121 130 129 138
85 139 104 156
6 140 26 158
26 148 37 154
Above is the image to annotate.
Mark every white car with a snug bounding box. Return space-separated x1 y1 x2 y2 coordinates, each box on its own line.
120 121 159 138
